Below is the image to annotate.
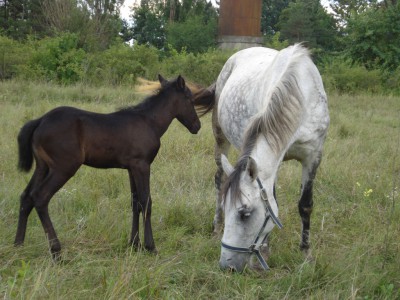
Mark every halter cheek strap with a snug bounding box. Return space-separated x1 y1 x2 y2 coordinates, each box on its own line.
220 177 283 271
256 178 283 229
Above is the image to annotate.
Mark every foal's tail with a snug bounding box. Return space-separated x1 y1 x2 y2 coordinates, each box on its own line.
18 118 41 172
193 83 216 117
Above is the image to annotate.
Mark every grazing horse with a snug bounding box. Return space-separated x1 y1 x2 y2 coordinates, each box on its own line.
15 75 201 259
194 44 329 272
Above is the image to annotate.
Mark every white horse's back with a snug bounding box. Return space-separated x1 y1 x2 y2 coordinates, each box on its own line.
217 44 328 153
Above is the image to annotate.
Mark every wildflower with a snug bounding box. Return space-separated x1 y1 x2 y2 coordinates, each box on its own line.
364 189 373 197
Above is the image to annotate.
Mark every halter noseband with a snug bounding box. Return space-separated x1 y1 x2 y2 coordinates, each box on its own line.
221 177 283 271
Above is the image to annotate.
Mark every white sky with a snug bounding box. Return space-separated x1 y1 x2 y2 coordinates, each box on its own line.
120 0 331 21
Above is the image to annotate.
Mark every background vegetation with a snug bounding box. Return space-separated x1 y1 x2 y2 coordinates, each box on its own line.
0 0 399 298
0 81 399 299
0 0 400 94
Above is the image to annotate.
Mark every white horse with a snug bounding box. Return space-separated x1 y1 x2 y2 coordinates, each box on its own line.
194 44 330 272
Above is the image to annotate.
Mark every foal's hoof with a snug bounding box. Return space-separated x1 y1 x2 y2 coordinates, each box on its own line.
129 239 142 251
145 247 158 255
51 251 62 262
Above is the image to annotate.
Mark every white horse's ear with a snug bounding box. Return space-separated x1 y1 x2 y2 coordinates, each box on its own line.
221 154 234 176
245 157 258 181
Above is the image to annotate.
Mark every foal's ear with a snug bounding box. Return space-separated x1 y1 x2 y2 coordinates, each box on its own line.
158 74 168 87
245 157 258 181
221 154 234 176
176 75 186 91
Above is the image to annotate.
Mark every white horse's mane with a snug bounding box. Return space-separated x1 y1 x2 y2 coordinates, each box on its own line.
243 44 309 155
223 44 311 205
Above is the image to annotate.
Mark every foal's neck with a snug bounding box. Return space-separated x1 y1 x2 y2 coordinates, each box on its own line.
142 93 178 137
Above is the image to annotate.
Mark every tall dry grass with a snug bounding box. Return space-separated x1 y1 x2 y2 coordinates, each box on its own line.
0 80 399 299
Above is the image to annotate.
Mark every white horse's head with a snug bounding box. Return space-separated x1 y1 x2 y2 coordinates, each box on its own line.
219 155 280 272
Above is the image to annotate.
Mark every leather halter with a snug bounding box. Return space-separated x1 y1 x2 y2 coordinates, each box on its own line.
221 177 283 271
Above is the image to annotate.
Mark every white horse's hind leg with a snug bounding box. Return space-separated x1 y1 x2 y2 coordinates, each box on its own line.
212 110 231 235
298 152 322 260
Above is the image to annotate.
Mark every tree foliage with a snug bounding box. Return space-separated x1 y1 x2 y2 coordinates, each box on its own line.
277 0 338 51
261 0 291 36
0 0 125 50
346 2 400 70
131 2 166 49
131 0 218 51
329 0 378 29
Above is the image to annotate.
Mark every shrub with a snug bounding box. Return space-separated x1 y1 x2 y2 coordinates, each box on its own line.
160 47 232 86
22 33 86 84
320 56 383 94
166 15 217 54
0 35 31 80
85 43 160 86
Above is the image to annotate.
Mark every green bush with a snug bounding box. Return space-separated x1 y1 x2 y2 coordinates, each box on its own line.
320 57 383 94
0 35 31 80
381 67 400 95
160 47 232 86
166 15 217 54
85 43 160 86
21 33 86 84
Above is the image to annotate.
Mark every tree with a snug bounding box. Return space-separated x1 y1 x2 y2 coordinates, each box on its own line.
166 14 217 53
131 2 166 48
346 2 400 70
261 0 291 36
329 0 377 29
70 0 125 51
0 0 49 40
0 0 124 51
131 0 218 51
277 0 338 51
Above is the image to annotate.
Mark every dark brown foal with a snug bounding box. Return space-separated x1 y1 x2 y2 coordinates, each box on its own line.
15 75 201 259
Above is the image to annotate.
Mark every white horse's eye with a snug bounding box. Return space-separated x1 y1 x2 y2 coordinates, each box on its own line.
238 206 252 220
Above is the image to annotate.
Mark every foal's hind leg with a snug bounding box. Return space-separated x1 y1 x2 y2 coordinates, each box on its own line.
212 111 231 234
15 163 48 246
31 168 77 260
298 154 321 259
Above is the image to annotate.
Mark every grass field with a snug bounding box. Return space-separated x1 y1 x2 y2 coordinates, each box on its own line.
0 80 399 299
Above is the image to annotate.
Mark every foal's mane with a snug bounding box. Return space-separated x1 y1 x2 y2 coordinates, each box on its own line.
223 44 310 207
118 77 201 114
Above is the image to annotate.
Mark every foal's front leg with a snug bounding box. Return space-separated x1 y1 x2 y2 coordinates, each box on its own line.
128 170 141 250
129 163 156 252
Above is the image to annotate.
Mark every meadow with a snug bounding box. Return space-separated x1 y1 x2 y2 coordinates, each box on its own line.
0 80 399 299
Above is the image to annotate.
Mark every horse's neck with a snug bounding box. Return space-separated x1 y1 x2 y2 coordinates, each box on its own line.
143 95 177 137
251 136 285 185
250 136 283 214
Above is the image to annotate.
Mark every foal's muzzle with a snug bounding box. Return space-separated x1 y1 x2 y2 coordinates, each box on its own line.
189 119 201 134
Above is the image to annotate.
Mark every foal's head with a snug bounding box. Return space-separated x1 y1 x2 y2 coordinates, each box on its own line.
158 74 201 134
